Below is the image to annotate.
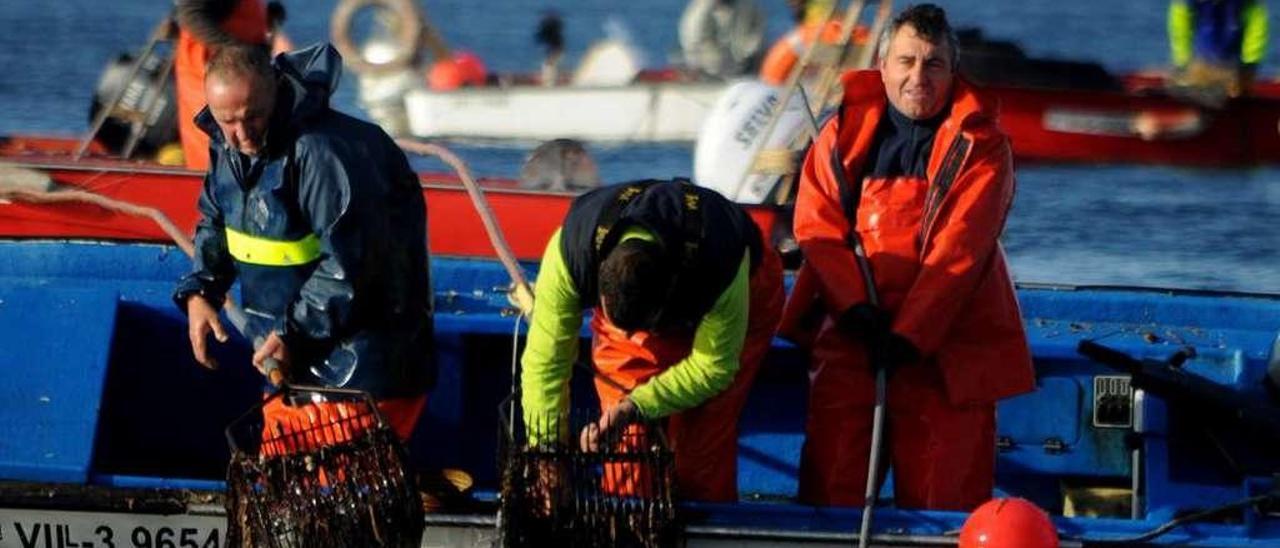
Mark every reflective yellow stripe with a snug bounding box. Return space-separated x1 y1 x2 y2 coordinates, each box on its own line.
225 227 322 266
1168 1 1193 67
1241 0 1268 66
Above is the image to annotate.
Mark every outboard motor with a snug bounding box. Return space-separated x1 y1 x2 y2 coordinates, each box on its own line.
693 81 810 267
693 80 808 204
87 52 177 157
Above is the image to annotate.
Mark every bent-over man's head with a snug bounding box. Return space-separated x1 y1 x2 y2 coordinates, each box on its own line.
205 45 277 157
598 239 675 333
876 4 957 120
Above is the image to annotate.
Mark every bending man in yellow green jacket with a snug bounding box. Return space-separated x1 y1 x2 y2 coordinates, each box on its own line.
520 178 783 502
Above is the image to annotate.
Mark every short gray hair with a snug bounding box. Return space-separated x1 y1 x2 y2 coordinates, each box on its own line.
875 4 959 68
206 44 276 87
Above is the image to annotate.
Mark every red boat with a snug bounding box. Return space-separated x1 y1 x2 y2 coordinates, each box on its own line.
951 29 1280 167
0 135 777 259
986 81 1280 166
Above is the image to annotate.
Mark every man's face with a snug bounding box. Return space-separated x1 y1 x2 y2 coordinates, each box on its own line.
880 24 954 120
206 73 275 156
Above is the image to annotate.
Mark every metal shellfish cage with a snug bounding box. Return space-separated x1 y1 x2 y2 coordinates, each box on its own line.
498 396 680 548
223 385 423 548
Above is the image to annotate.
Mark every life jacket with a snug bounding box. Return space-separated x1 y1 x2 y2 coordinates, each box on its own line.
561 179 763 332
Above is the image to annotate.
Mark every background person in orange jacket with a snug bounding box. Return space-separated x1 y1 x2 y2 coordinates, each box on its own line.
786 4 1035 510
520 179 784 502
174 0 271 171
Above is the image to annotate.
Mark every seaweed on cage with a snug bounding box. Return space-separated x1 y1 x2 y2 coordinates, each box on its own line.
497 400 679 548
224 386 423 548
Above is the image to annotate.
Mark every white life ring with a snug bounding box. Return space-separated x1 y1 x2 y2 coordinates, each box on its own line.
330 0 423 75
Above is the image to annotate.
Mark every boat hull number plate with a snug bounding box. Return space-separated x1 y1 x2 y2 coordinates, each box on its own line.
0 509 222 548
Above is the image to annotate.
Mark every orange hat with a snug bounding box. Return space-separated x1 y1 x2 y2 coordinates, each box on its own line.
959 498 1059 548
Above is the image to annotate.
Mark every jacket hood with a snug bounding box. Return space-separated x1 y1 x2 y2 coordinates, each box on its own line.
196 43 344 144
838 69 998 130
272 43 343 125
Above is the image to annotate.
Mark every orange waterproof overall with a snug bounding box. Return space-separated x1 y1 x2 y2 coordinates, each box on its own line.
592 248 784 502
787 71 1035 510
174 0 269 170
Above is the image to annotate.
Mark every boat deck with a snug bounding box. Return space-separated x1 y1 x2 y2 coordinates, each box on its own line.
0 239 1278 545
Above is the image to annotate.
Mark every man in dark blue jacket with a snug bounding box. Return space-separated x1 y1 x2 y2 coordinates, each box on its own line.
174 43 433 439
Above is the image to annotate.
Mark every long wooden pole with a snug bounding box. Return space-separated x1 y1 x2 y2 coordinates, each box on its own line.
808 0 894 117
727 0 852 201
762 0 894 206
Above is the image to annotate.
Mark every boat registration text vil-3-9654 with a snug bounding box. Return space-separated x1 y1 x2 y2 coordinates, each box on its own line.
0 510 223 548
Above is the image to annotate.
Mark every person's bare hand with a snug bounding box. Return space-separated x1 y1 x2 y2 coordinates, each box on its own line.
580 398 639 452
252 332 290 382
186 295 227 369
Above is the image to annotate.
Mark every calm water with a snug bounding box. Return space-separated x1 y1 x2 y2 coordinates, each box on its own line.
1 0 1277 292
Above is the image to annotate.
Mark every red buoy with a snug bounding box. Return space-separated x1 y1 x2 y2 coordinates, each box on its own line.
427 51 487 91
959 497 1059 548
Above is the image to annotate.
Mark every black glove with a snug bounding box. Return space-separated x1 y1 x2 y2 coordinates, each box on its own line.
865 332 919 377
860 332 921 378
840 304 914 374
884 332 920 367
838 303 891 339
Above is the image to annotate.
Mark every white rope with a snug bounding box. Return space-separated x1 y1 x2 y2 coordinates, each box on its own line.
396 138 535 316
0 179 287 381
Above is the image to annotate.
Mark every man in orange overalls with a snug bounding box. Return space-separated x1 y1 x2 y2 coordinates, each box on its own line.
520 179 784 502
174 0 271 170
786 4 1035 510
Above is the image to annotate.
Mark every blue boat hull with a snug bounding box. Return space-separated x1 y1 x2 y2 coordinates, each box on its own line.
0 239 1278 546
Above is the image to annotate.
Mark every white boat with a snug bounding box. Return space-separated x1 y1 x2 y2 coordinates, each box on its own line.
401 80 731 142
350 30 734 143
